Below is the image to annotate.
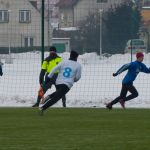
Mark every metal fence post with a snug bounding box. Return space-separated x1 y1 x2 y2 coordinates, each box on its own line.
41 0 45 63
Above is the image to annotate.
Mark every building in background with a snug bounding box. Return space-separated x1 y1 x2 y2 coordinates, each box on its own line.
142 0 150 6
56 0 124 28
0 0 49 53
37 0 59 28
140 0 150 51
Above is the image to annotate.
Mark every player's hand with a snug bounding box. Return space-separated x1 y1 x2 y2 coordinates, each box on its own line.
38 86 44 98
112 73 117 77
0 72 3 76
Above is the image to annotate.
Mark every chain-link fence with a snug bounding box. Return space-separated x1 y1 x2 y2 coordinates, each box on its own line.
0 0 150 108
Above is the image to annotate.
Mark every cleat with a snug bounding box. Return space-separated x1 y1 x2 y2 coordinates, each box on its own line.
38 107 44 116
32 103 39 107
119 99 125 109
105 103 112 110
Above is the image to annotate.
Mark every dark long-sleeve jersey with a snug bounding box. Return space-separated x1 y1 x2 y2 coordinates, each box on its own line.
115 61 150 84
0 65 3 76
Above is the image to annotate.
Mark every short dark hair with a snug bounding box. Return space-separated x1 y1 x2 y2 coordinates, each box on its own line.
70 50 79 59
49 46 56 52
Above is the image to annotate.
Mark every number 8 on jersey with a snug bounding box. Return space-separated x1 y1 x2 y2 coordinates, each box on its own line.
63 67 72 78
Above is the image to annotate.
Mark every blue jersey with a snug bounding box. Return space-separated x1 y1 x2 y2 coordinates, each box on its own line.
115 61 150 84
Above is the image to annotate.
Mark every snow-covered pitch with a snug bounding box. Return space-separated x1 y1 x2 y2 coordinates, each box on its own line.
0 52 150 108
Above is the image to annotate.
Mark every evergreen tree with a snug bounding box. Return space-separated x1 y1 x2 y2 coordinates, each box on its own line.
104 1 142 53
79 13 100 53
79 1 142 54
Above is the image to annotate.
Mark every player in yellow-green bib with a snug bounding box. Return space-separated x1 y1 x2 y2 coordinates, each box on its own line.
32 46 66 107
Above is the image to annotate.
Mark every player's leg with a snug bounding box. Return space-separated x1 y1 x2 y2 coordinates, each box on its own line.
62 95 66 108
124 85 138 101
32 81 53 107
54 84 66 107
118 84 128 109
41 84 69 111
106 84 127 109
40 92 56 104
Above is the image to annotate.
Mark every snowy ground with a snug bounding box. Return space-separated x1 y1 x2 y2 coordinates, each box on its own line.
0 51 150 108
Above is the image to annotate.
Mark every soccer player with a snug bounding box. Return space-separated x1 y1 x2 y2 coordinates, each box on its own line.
0 63 3 76
32 46 66 107
106 52 150 109
39 50 81 115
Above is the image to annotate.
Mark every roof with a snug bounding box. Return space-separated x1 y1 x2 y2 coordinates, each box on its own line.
29 1 37 9
56 0 79 7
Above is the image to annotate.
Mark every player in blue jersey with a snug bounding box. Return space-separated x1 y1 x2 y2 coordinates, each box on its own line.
106 52 150 109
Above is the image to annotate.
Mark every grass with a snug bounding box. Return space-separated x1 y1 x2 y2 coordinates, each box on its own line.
0 108 150 150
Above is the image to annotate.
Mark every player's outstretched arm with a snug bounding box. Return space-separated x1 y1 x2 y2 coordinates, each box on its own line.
48 62 62 78
141 64 150 73
114 63 131 76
